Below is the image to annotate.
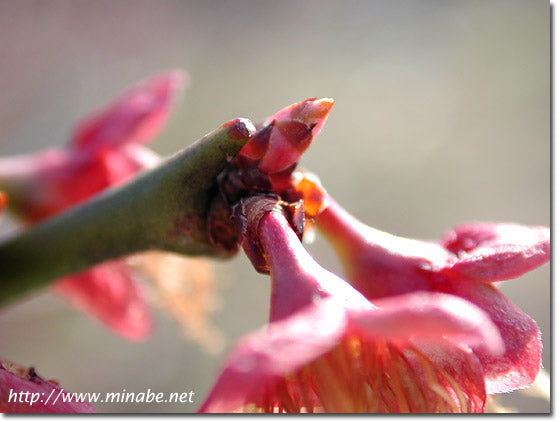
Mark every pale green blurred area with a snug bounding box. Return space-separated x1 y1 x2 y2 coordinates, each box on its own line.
0 0 549 413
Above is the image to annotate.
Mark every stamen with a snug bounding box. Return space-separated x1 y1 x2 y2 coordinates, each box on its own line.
413 348 461 412
237 336 471 413
388 346 426 412
294 368 319 412
383 349 411 412
311 355 355 412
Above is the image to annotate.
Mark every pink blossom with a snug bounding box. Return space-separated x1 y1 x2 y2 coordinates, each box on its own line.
0 71 187 340
199 198 504 413
0 359 95 413
313 194 548 395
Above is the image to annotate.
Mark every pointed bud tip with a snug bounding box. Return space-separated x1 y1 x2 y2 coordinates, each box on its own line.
269 97 334 126
293 98 334 124
310 97 335 114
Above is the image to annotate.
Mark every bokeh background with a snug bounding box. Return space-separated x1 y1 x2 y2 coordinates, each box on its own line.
0 0 549 413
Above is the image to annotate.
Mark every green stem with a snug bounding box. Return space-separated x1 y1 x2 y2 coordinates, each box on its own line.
0 118 254 306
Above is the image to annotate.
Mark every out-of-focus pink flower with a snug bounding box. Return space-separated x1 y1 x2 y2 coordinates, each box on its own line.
0 359 95 413
312 192 549 395
2 70 186 222
199 198 504 413
71 70 186 152
0 71 187 340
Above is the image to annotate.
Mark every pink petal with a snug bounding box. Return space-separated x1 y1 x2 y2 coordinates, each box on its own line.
15 149 144 223
441 223 550 283
71 70 187 151
443 280 541 394
51 260 152 341
198 299 348 413
348 292 503 356
0 361 96 413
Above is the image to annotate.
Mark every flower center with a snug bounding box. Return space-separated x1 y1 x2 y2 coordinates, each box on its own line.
239 336 476 413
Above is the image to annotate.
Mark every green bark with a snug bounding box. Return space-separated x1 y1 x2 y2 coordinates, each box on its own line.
0 118 254 306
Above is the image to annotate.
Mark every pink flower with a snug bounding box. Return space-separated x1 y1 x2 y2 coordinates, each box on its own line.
0 70 187 340
199 197 504 413
0 359 95 413
3 70 186 222
311 190 549 395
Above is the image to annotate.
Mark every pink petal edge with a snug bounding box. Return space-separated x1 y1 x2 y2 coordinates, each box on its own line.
51 260 152 341
444 281 542 394
71 70 188 151
349 292 504 356
441 223 550 283
198 299 347 413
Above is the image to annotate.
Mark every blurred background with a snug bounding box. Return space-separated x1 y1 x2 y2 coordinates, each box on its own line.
0 0 549 413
